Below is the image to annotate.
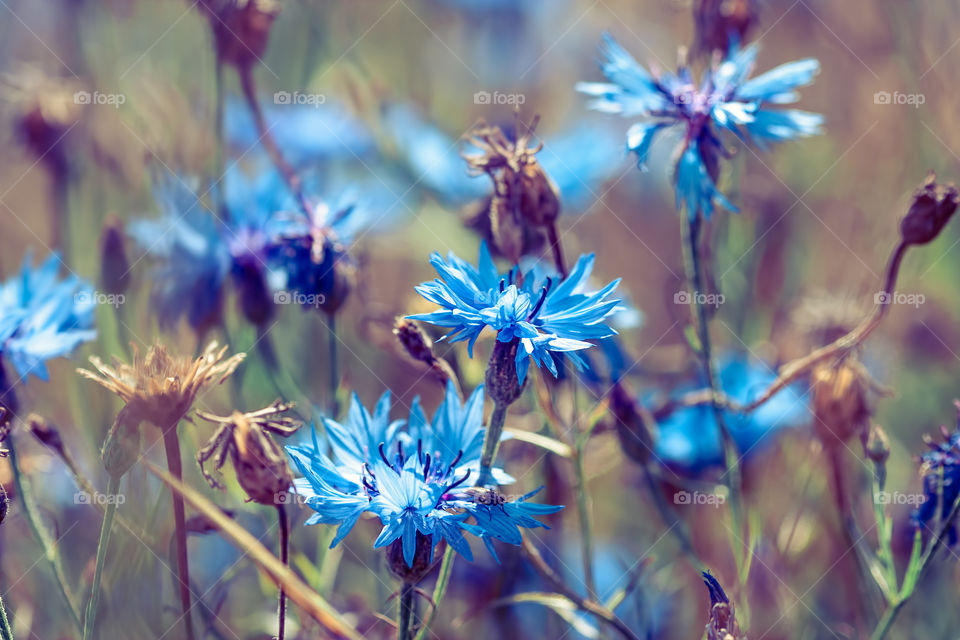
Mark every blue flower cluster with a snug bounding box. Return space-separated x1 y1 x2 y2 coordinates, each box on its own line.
287 381 562 566
409 242 623 384
0 252 96 386
578 34 823 219
913 409 960 544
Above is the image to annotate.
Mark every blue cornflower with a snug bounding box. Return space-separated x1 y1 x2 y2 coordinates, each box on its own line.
0 252 96 385
913 408 960 544
286 381 561 565
654 355 810 473
410 242 622 384
577 33 823 219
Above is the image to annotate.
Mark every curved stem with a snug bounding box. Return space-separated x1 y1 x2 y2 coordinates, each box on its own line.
276 504 289 640
476 402 508 487
397 581 415 640
83 474 121 640
7 439 82 630
162 426 196 640
413 546 455 640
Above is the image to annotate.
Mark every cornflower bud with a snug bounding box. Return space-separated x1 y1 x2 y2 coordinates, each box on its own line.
900 173 958 246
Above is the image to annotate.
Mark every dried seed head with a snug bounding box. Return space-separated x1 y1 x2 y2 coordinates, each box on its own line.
611 383 654 465
79 341 245 430
703 571 745 640
27 414 63 452
196 401 301 506
387 532 437 583
900 173 959 246
99 215 130 297
811 358 871 446
485 338 525 407
394 317 436 365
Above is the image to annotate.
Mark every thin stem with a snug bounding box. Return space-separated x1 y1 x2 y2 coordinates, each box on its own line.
682 214 744 551
7 439 82 630
546 222 568 278
397 581 415 640
83 474 121 640
413 546 456 640
162 426 196 640
572 429 596 599
328 313 340 416
476 402 508 487
869 602 904 640
214 56 229 222
0 593 13 640
276 504 289 640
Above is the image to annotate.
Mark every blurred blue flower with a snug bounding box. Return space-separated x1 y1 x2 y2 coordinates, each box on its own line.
410 242 623 383
578 34 823 219
287 381 560 565
654 355 810 473
913 408 960 545
0 252 96 383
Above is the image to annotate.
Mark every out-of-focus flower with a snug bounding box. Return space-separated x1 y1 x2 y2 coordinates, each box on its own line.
810 357 874 446
100 215 131 297
286 381 559 566
79 341 245 430
0 252 96 388
702 571 746 640
654 355 810 473
198 0 280 70
409 242 623 384
913 404 960 544
196 399 301 505
693 0 760 56
578 34 822 219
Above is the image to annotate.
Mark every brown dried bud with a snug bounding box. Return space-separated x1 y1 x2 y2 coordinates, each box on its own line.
485 339 525 408
100 215 131 296
611 383 654 465
900 173 958 246
231 421 294 506
862 424 890 465
394 317 435 365
27 414 64 452
101 406 142 479
811 359 871 446
387 532 438 584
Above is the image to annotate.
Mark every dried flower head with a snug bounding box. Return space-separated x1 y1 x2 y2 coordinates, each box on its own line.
702 571 745 640
196 399 301 505
464 117 560 263
900 172 959 246
79 341 245 429
810 357 874 446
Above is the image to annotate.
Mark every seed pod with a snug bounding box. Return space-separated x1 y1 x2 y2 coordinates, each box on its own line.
811 359 871 446
231 419 294 506
485 339 525 407
862 424 890 465
900 173 959 246
394 317 435 365
101 406 142 479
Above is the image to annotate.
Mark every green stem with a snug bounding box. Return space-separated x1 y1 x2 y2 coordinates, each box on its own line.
475 403 508 487
7 440 82 630
0 593 13 640
397 581 415 640
572 431 596 599
413 546 456 640
214 56 228 222
869 601 903 640
162 426 196 640
277 504 288 640
682 214 744 559
327 313 340 416
83 474 120 640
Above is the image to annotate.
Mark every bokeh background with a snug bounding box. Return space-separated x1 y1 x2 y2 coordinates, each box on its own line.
1 1 960 638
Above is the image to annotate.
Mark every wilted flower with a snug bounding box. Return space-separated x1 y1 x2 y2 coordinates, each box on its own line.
286 381 561 566
409 242 622 384
702 571 745 640
810 356 874 447
196 399 302 505
0 252 96 405
79 341 245 430
913 404 960 544
578 34 822 219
